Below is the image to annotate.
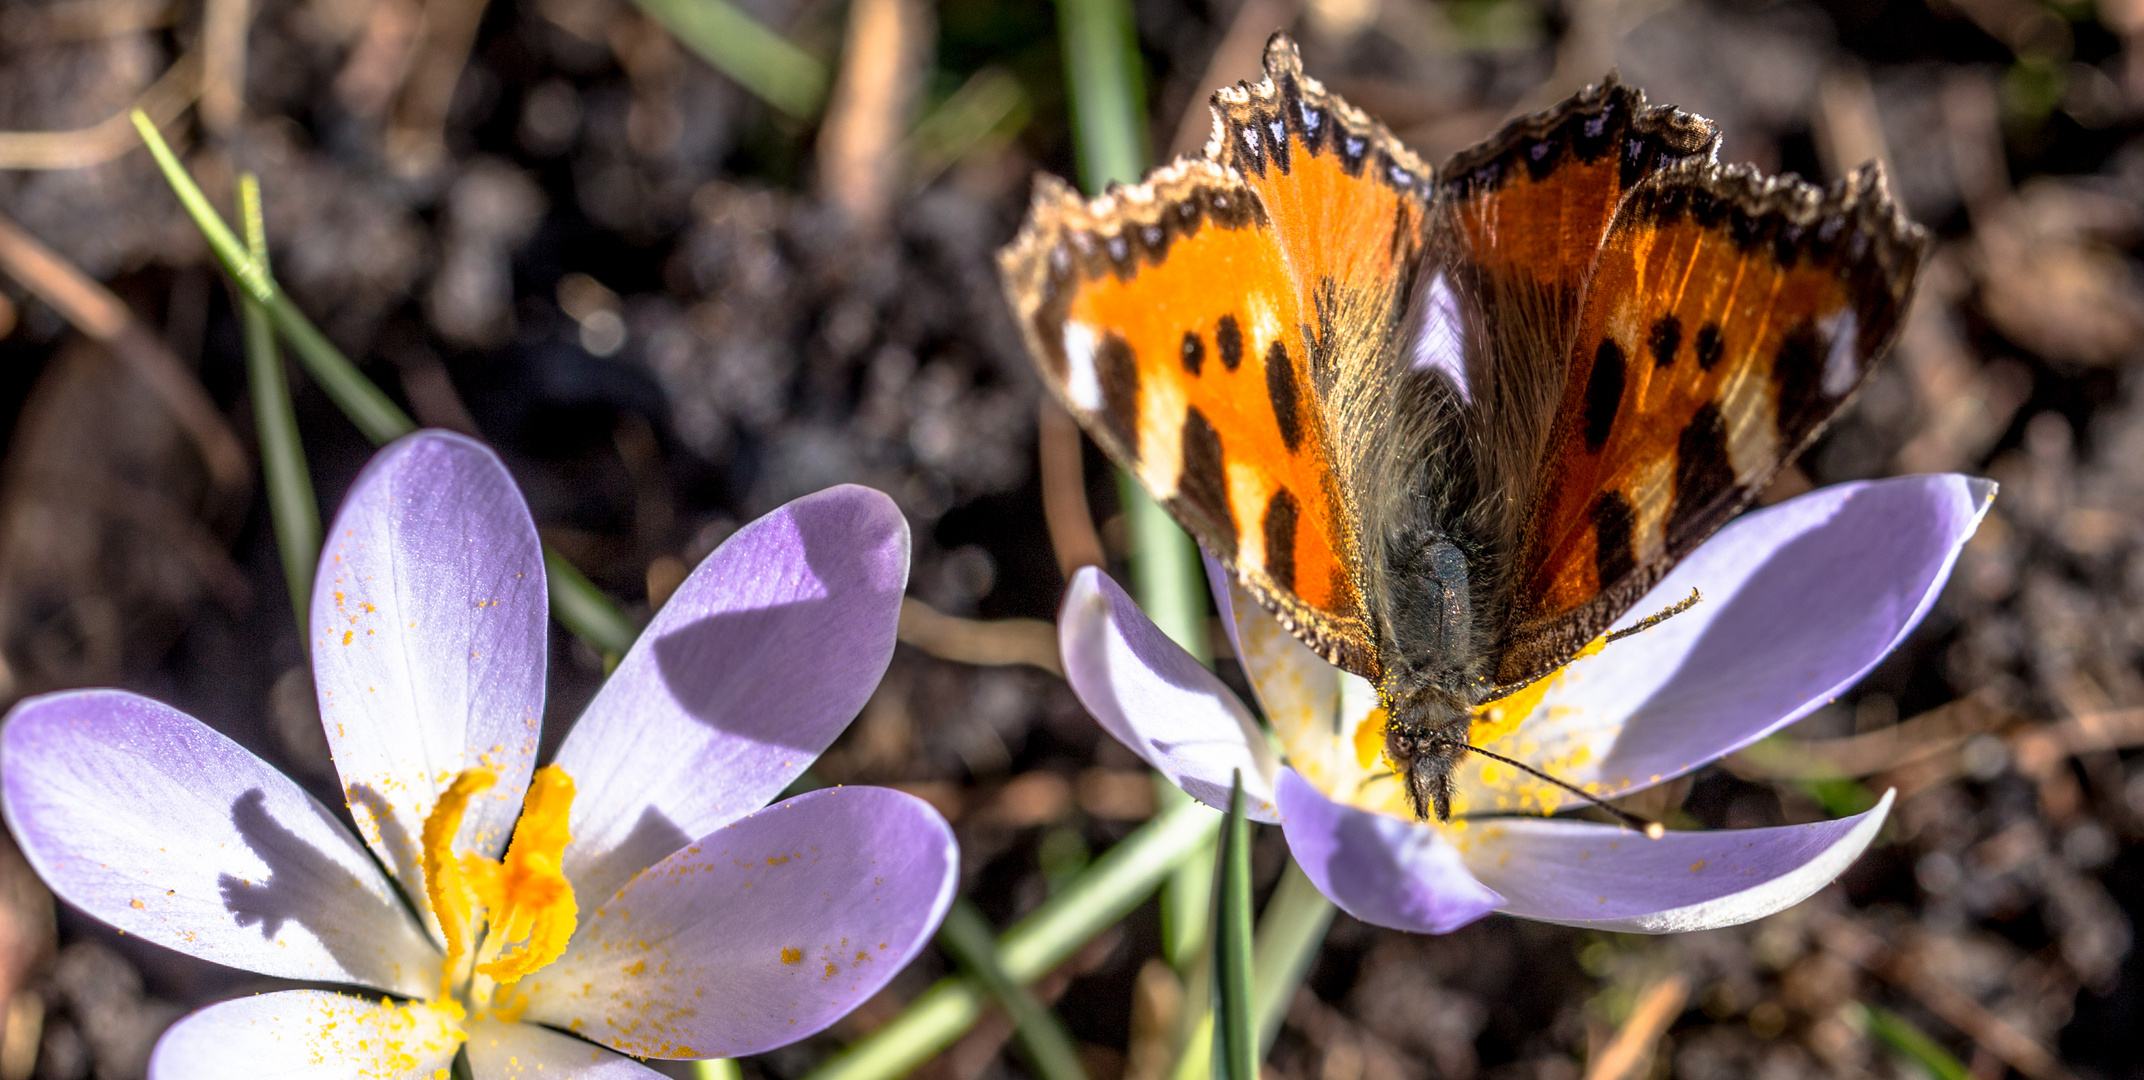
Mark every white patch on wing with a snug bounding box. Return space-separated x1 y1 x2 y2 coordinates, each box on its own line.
1063 322 1102 410
1820 310 1859 397
1407 273 1470 403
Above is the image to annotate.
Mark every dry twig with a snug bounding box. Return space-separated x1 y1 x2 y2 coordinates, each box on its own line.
1583 973 1689 1080
200 0 253 133
0 52 199 170
816 0 930 232
0 212 248 490
1815 916 2076 1080
898 597 1061 676
1038 401 1104 578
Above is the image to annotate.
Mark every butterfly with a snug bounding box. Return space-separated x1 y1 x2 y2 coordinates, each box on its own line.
998 35 1929 822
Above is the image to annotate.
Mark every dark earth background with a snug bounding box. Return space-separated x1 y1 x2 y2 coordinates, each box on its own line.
2 0 2144 1075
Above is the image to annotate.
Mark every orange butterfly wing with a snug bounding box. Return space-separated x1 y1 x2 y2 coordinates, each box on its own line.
998 37 1432 678
1494 163 1929 686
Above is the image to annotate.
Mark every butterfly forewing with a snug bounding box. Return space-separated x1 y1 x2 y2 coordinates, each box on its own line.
1493 162 1929 687
999 38 1437 679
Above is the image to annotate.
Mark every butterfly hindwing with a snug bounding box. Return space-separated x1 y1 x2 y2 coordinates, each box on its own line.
1493 162 1930 687
1000 37 1434 679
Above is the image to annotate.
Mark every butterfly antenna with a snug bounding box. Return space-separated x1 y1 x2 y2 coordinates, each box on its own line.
1606 588 1702 643
1450 742 1666 838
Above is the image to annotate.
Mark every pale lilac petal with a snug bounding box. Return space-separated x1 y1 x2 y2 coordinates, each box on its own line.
1060 568 1279 821
2 691 435 995
310 431 547 913
524 785 956 1058
1211 564 1383 805
1462 790 1895 932
1275 769 1501 934
1457 475 1994 813
466 1021 666 1079
148 990 461 1080
555 485 909 901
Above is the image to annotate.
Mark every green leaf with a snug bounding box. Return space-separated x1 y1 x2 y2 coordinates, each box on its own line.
1853 1003 1972 1080
803 796 1220 1080
237 174 321 638
627 0 828 118
1250 859 1334 1055
1214 773 1255 1080
937 901 1090 1080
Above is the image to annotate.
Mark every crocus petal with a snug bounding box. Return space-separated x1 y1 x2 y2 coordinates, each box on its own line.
1456 475 1993 814
555 485 909 901
524 786 956 1058
465 1020 666 1079
1275 769 1501 934
1060 568 1279 821
311 431 547 908
2 691 435 996
1212 564 1380 802
1461 790 1895 933
148 990 462 1080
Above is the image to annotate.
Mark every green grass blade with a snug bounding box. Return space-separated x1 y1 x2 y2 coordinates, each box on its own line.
1214 773 1255 1080
1053 0 1148 193
692 1060 744 1080
136 116 636 657
628 0 828 118
238 174 321 637
543 548 640 658
804 796 1220 1080
1854 1003 1972 1080
937 901 1090 1080
1249 859 1334 1055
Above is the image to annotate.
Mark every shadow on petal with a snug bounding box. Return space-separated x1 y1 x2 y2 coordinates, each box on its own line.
1593 477 1987 792
218 787 437 977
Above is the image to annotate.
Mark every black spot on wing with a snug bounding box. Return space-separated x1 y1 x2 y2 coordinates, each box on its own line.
1695 322 1725 370
1591 491 1636 589
1648 315 1681 368
1583 338 1626 451
1773 319 1829 438
1263 487 1299 593
1097 332 1141 457
1182 330 1204 376
1266 339 1303 453
1178 406 1235 550
1668 402 1736 542
1217 315 1245 371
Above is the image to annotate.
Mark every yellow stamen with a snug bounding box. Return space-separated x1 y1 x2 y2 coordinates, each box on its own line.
1468 635 1606 746
421 768 497 993
475 765 578 984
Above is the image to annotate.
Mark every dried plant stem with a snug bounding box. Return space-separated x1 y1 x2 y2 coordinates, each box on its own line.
1037 401 1104 578
0 210 247 491
0 52 199 169
1582 973 1689 1080
1818 916 2076 1080
816 0 928 232
897 598 1062 675
199 0 251 133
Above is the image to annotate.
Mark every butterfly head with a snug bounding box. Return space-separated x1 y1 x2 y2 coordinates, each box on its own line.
1382 686 1475 822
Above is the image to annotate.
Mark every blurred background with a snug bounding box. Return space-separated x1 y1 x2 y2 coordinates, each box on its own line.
0 0 2142 1076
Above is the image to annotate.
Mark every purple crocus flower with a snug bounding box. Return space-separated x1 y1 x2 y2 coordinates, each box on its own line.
2 431 958 1078
1061 474 1992 935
